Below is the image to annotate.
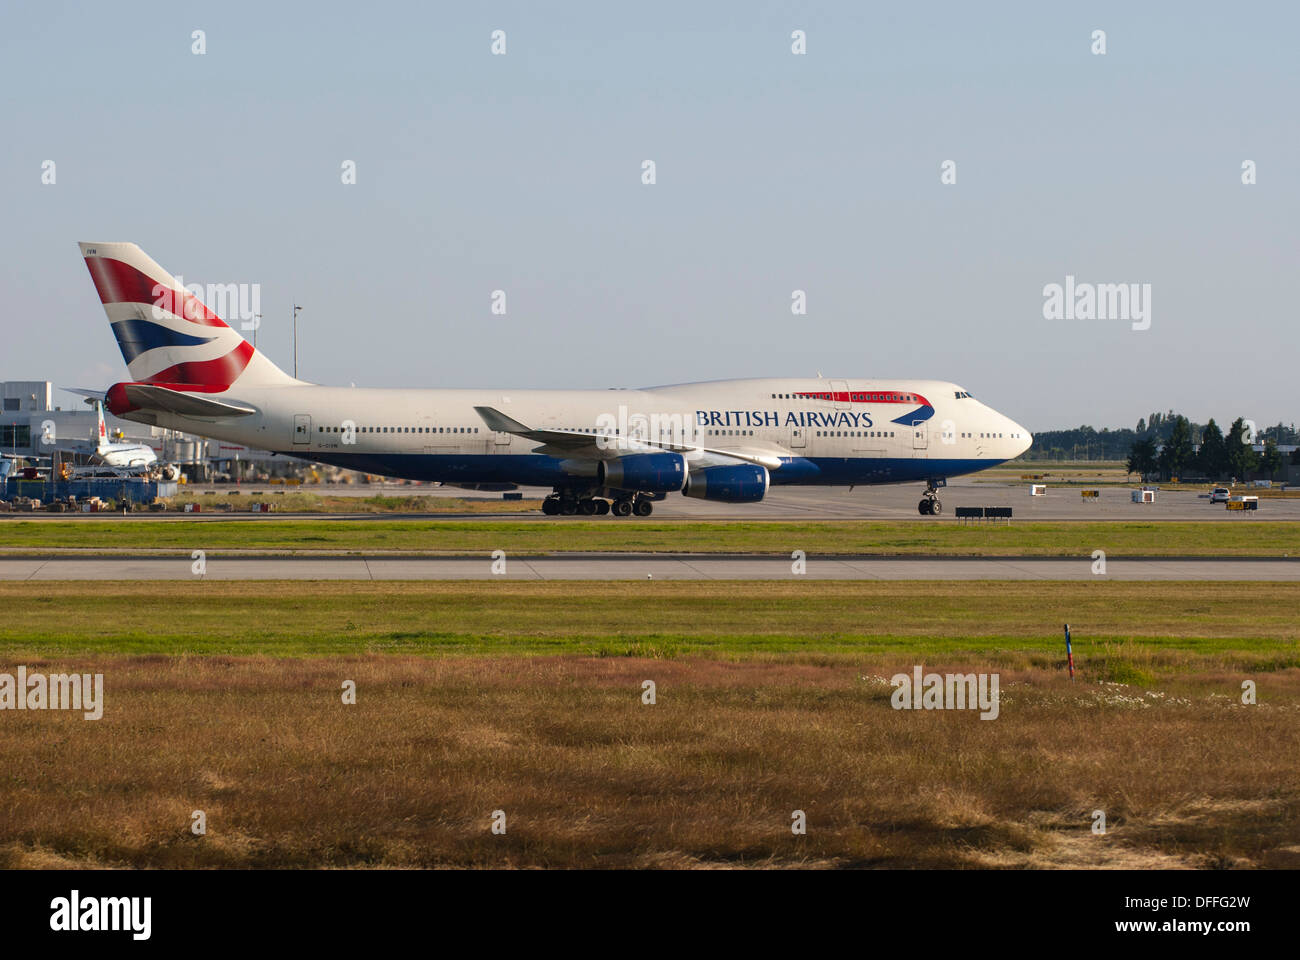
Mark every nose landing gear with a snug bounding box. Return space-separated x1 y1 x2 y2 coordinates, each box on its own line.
918 478 945 516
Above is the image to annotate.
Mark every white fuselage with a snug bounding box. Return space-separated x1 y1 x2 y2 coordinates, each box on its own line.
116 377 1031 490
95 441 157 470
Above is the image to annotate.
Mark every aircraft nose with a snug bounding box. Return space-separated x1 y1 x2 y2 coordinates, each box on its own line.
1017 425 1033 455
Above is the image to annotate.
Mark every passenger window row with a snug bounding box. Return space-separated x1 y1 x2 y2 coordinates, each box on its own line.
317 425 479 434
770 392 917 402
816 430 894 438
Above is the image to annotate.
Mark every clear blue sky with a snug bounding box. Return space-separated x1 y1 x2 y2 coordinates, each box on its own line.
2 1 1296 431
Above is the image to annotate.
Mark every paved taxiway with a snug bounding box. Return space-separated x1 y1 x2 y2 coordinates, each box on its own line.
8 476 1295 521
2 555 1296 581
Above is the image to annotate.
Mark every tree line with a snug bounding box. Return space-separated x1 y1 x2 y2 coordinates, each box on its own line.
1019 412 1297 480
1125 416 1288 481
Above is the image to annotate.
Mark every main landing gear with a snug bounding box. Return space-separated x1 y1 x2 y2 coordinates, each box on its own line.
542 491 653 518
918 479 945 516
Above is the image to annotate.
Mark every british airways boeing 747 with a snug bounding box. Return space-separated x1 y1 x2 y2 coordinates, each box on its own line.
79 242 1031 516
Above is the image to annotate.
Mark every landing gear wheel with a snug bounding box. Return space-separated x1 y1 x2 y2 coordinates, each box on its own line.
633 497 654 517
541 497 560 516
595 499 610 515
919 478 945 518
560 500 577 516
612 499 633 517
579 498 598 516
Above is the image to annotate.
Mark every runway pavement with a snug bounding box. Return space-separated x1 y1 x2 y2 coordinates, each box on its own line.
2 555 1296 581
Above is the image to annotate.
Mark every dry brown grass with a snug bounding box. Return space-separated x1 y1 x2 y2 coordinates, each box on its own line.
2 655 1296 869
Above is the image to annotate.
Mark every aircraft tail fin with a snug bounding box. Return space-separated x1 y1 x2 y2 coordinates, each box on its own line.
78 242 299 392
93 399 107 449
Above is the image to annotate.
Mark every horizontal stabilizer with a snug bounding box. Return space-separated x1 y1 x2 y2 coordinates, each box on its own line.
115 383 257 418
64 387 106 401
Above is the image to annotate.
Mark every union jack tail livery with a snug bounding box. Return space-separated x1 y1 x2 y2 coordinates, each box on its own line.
79 242 295 393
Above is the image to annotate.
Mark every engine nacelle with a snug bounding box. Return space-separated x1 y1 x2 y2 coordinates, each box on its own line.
558 459 600 481
683 463 769 503
599 453 686 493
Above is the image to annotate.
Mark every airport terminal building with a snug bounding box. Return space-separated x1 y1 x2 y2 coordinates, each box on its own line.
2 379 273 480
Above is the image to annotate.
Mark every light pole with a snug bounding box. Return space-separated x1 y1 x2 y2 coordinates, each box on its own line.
252 313 262 350
292 303 303 378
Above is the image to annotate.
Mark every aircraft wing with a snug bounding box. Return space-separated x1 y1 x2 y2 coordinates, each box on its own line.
67 385 257 419
474 406 788 470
